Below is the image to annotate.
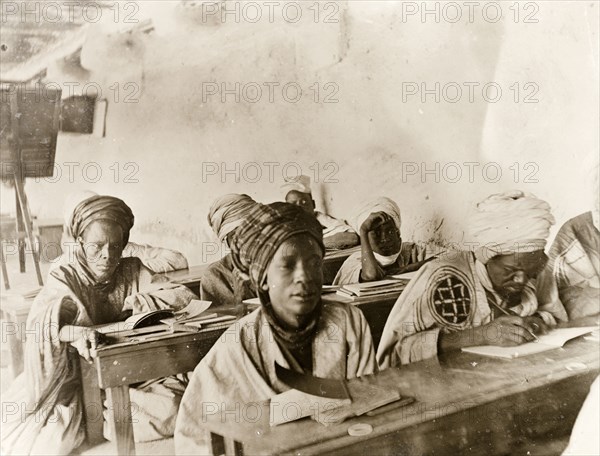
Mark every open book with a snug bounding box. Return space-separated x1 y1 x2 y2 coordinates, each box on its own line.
127 299 214 328
270 363 405 426
462 326 599 359
97 299 235 335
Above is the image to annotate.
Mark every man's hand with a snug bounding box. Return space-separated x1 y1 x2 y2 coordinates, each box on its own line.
477 315 540 347
360 212 392 234
69 327 104 363
522 314 549 335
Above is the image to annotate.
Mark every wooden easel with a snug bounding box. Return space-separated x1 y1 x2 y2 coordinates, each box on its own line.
1 83 61 288
5 90 44 287
11 170 44 286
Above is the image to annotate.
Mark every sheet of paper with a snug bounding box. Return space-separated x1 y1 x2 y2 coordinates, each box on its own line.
584 329 600 342
462 343 556 359
462 326 599 359
535 326 599 347
390 271 419 280
347 279 403 290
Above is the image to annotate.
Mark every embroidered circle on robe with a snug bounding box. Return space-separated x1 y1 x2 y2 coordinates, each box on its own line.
426 266 475 329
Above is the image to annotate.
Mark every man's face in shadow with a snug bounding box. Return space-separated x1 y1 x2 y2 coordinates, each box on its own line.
285 190 315 214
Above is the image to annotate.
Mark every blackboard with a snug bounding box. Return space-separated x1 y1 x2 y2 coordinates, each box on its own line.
0 83 61 178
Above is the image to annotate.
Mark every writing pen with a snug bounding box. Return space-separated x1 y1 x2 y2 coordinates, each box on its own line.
490 301 539 342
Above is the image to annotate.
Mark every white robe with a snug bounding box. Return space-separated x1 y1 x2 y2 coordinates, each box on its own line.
174 301 377 454
377 251 556 368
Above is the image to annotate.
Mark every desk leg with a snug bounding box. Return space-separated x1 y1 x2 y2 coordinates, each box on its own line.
207 432 243 456
15 192 25 273
1 242 10 289
223 437 243 456
207 431 224 456
106 386 136 456
80 360 105 445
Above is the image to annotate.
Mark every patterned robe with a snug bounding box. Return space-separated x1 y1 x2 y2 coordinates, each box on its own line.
376 251 556 367
536 212 600 320
174 301 377 454
1 257 196 455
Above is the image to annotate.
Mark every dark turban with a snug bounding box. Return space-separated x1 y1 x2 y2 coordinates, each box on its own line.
207 194 257 243
70 195 134 245
229 202 324 290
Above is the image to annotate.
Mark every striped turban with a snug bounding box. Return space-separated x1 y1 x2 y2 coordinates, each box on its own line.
207 194 257 244
352 197 401 233
229 202 324 290
63 190 99 238
70 195 135 245
468 190 554 264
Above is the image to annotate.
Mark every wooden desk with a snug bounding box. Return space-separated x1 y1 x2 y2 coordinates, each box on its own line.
80 322 233 455
200 337 599 455
161 264 208 296
322 246 361 284
35 218 63 263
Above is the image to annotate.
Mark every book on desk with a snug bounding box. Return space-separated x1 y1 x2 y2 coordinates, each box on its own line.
336 278 409 299
95 300 237 341
462 326 599 359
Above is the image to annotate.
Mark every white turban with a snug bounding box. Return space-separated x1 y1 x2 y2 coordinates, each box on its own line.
281 175 312 198
468 190 554 264
352 197 401 233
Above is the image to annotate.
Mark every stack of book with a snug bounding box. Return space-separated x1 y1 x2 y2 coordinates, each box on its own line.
96 300 237 339
336 279 408 299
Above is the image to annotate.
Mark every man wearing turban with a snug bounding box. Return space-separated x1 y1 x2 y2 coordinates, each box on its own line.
200 193 258 305
52 190 189 274
281 175 359 250
377 190 558 368
333 197 430 285
175 203 376 454
1 195 197 455
536 162 600 321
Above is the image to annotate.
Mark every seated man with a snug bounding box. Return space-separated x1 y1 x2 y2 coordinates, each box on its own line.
333 197 429 285
377 190 557 368
52 190 189 273
282 175 359 250
175 203 376 454
536 209 600 320
1 195 197 455
200 193 258 306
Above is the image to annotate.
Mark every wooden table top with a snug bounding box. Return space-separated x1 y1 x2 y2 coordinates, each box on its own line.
91 306 241 388
198 337 599 455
